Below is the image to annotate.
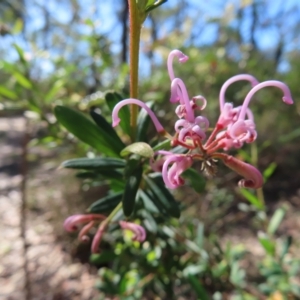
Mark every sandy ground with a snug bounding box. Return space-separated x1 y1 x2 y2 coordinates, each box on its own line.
0 117 99 300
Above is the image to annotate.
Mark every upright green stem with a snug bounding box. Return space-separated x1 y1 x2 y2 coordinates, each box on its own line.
251 142 266 207
105 202 123 224
128 0 142 140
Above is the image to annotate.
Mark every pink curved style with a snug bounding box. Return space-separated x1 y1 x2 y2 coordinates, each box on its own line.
63 214 106 232
170 78 195 122
219 74 259 111
119 221 146 242
91 223 107 253
112 98 165 133
162 154 193 189
167 49 189 81
238 80 294 120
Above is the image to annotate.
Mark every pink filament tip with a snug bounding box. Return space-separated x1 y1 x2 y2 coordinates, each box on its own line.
167 49 189 81
112 98 165 133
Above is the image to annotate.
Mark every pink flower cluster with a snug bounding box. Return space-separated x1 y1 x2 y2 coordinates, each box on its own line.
64 214 146 253
112 49 294 190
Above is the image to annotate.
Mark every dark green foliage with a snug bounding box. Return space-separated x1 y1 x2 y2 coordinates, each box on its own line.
88 192 123 214
136 101 154 142
62 157 126 170
90 107 126 150
122 165 143 216
54 105 123 157
182 168 206 194
144 174 181 218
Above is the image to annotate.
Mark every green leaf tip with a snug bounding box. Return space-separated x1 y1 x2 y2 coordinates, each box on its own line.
121 142 154 158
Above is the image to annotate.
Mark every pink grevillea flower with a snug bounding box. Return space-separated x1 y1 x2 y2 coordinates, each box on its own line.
112 49 294 190
64 214 107 253
64 214 147 252
119 221 146 242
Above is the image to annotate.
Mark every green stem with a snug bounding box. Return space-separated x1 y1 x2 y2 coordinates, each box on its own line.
128 0 142 141
251 143 265 207
105 201 123 224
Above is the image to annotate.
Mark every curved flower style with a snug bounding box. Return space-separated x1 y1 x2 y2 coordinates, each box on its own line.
219 74 259 111
64 214 106 233
112 49 294 190
64 214 146 252
174 116 209 143
63 214 107 252
225 80 293 144
167 49 189 81
119 221 146 242
112 98 165 133
161 154 193 189
170 78 195 122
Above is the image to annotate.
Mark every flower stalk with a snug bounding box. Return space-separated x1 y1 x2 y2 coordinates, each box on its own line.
128 0 142 140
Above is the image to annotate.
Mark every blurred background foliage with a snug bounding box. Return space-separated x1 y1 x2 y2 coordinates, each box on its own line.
1 0 300 299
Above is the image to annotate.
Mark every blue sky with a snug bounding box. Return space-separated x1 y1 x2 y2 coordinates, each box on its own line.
1 0 300 76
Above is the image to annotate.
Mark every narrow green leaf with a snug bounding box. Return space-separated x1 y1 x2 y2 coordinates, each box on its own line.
122 166 143 217
239 188 265 210
267 207 286 235
45 79 65 102
12 20 23 34
62 157 126 170
0 85 17 100
90 108 125 152
182 168 206 193
139 190 160 214
90 251 117 265
187 274 210 300
153 139 171 151
2 61 16 73
137 101 154 142
144 174 181 218
280 236 292 261
230 261 245 287
75 171 99 179
145 0 168 13
88 192 123 214
54 105 120 157
141 210 158 233
105 91 131 135
263 162 277 181
89 249 117 266
14 71 32 89
121 142 154 158
13 43 27 65
278 127 300 143
124 154 141 177
258 232 276 256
